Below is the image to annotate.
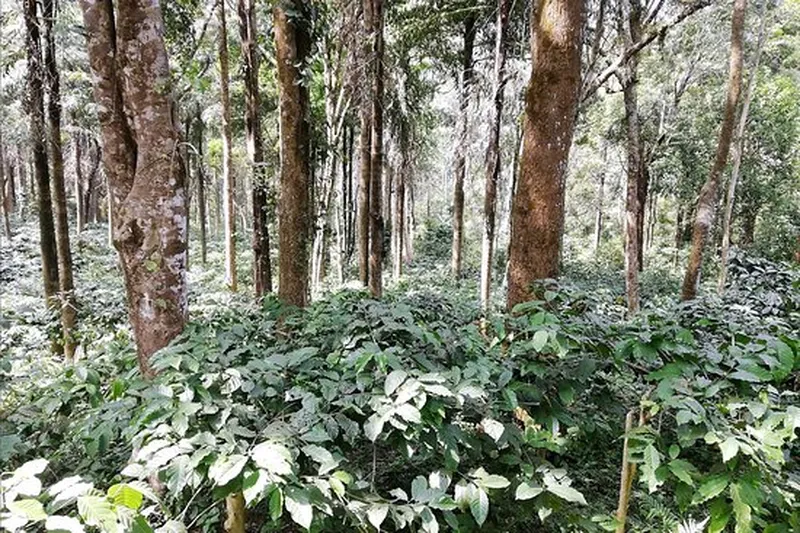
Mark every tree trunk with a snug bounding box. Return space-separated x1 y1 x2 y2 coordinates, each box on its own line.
194 111 208 265
368 0 385 298
75 134 85 233
275 0 311 308
43 0 77 358
24 0 60 306
218 0 237 292
506 0 585 310
620 0 644 314
239 0 272 296
86 138 100 224
451 14 476 280
718 3 767 293
739 206 756 247
681 0 745 301
593 167 605 253
79 0 188 375
358 0 373 287
0 132 10 240
480 0 511 312
405 176 415 264
393 127 408 279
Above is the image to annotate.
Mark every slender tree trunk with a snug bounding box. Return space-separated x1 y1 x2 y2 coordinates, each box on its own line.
86 138 100 224
480 0 511 312
393 127 408 279
681 0 745 301
358 0 373 287
79 0 188 375
0 132 10 240
24 0 60 306
17 146 28 220
275 0 311 308
368 0 385 298
636 164 649 270
739 206 756 247
75 134 85 233
239 0 272 296
43 0 77 358
620 0 644 314
718 3 767 293
194 111 208 265
506 0 586 310
451 14 476 280
593 166 606 253
218 0 237 292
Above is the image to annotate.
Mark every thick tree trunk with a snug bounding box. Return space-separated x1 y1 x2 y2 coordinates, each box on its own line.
79 0 188 375
43 0 77 358
681 0 745 301
194 111 208 265
506 0 585 310
480 0 511 312
358 0 373 287
239 0 272 296
451 15 476 280
275 0 311 308
620 0 644 314
718 4 767 293
368 0 385 298
24 0 60 306
218 0 237 292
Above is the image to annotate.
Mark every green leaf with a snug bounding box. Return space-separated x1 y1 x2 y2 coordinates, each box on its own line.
107 483 143 510
14 459 48 479
668 459 696 487
302 445 339 475
476 474 510 490
515 482 544 501
77 495 116 531
7 499 47 521
130 516 153 533
731 484 752 533
364 414 385 442
251 442 293 476
367 504 389 530
285 488 313 530
208 454 247 486
269 487 284 521
481 418 505 442
45 515 85 533
641 444 662 493
546 484 587 505
708 498 732 533
719 437 739 463
532 330 549 352
470 487 489 526
384 370 407 396
242 470 269 505
693 475 730 505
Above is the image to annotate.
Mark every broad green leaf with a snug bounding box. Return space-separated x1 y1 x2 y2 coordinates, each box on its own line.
77 495 116 531
130 516 154 533
7 499 47 521
708 498 732 533
384 370 407 396
364 414 385 442
394 403 421 424
470 487 489 526
107 484 143 510
366 504 389 530
515 482 544 500
719 437 739 463
242 470 269 505
269 488 283 521
208 454 247 486
481 418 505 442
302 445 339 475
668 459 696 487
731 484 752 533
285 488 313 530
476 474 510 490
546 484 587 505
251 442 292 476
532 330 549 352
641 444 662 493
693 475 729 505
45 515 85 533
14 459 48 479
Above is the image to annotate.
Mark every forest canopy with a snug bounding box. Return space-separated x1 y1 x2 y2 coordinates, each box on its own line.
0 0 799 532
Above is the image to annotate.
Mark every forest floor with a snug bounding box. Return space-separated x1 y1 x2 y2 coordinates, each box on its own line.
1 223 798 532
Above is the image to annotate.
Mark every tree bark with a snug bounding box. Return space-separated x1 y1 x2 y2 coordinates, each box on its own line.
75 134 85 233
79 0 188 375
506 0 586 310
275 0 311 308
218 0 237 292
358 0 374 288
238 0 272 296
368 0 385 298
480 0 511 312
194 111 208 265
593 154 606 253
393 126 408 279
0 132 10 240
681 0 746 301
43 0 77 358
451 14 476 280
620 0 644 314
718 3 767 293
24 0 60 306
